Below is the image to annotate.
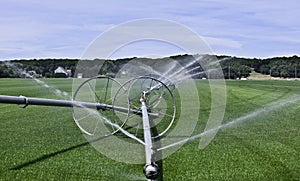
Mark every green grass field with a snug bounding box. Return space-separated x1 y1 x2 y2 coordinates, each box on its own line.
0 78 299 180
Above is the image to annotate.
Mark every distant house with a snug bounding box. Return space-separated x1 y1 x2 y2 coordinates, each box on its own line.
54 66 67 75
54 66 71 78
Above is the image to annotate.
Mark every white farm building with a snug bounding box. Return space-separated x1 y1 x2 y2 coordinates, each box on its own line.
54 67 72 77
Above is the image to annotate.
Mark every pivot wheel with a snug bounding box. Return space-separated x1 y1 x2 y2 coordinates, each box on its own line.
72 75 127 136
113 76 176 139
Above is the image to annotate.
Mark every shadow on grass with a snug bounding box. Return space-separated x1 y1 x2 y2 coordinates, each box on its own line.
11 135 111 170
11 124 166 181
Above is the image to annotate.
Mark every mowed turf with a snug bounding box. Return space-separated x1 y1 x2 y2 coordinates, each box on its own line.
0 78 299 180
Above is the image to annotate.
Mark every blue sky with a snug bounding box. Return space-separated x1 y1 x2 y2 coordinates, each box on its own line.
0 0 299 60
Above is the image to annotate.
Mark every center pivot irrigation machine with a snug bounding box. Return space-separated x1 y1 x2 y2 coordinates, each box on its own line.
0 19 229 180
0 75 178 180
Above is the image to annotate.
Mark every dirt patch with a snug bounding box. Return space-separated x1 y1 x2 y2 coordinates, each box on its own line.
248 71 298 81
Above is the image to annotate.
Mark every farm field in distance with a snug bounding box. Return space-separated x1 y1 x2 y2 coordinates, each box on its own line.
0 78 299 180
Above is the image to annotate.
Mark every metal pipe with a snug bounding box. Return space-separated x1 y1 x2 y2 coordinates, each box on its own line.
141 96 153 165
0 95 159 118
140 93 160 181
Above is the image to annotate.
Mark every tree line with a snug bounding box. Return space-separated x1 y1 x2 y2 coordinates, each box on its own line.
0 55 299 79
